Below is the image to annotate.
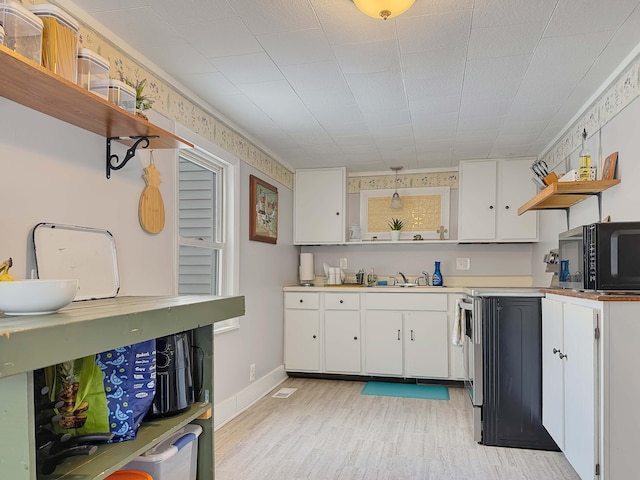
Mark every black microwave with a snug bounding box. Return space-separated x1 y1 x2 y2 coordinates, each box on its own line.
558 221 640 292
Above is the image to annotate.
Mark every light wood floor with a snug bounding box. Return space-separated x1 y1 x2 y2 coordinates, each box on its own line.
215 377 580 480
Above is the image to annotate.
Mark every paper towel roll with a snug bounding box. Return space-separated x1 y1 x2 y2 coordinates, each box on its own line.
299 253 315 283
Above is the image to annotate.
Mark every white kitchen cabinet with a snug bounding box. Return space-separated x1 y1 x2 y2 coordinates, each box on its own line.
404 311 449 378
284 293 321 372
458 158 537 242
542 296 598 480
324 293 361 373
364 310 404 375
364 293 449 378
294 167 347 244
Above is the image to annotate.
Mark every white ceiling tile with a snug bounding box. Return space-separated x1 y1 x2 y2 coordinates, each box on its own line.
71 0 150 14
257 29 334 66
333 134 376 147
150 0 236 25
362 109 411 128
462 54 531 98
490 145 537 157
468 22 546 60
333 40 401 74
182 72 242 101
309 103 365 126
545 0 639 37
144 44 217 76
345 71 408 111
404 0 473 17
176 18 263 58
409 95 460 115
229 0 320 35
92 7 181 50
324 122 370 137
281 61 349 92
210 53 284 84
402 47 467 79
472 0 557 28
315 2 398 46
459 96 512 118
397 10 472 55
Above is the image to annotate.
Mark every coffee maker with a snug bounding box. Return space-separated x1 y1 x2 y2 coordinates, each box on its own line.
149 332 194 418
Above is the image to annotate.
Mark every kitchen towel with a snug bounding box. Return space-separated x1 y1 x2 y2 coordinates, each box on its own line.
452 298 464 346
361 382 449 400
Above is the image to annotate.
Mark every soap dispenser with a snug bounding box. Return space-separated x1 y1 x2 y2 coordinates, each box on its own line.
432 261 443 286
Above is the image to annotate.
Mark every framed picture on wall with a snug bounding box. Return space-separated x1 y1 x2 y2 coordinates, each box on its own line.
602 152 618 180
249 175 278 244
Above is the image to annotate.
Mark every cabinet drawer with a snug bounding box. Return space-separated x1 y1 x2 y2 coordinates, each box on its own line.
365 293 447 311
324 293 360 310
285 292 320 309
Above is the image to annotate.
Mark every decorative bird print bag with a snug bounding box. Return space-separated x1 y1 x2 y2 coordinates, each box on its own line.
45 340 156 442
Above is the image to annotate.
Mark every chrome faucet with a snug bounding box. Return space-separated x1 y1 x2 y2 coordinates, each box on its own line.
421 271 430 286
397 272 408 284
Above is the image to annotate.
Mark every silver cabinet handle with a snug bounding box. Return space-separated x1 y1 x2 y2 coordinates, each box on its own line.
397 329 401 341
553 348 559 355
559 352 567 360
411 329 415 341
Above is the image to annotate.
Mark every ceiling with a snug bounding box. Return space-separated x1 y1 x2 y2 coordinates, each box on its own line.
61 0 640 172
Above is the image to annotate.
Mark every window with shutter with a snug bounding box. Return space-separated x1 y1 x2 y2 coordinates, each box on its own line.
178 149 237 331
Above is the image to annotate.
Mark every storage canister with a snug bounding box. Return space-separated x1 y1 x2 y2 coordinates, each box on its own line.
92 79 136 114
77 48 110 98
28 4 79 82
0 0 43 64
121 424 202 480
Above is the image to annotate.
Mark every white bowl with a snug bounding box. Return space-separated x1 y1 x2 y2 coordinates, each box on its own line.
0 279 79 316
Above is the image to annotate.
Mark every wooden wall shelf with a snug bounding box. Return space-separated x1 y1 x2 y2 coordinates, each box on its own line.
517 180 621 215
0 45 193 151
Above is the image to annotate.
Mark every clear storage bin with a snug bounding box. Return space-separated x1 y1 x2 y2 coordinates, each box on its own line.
121 424 202 480
0 0 43 65
29 4 79 82
92 79 136 114
77 48 110 98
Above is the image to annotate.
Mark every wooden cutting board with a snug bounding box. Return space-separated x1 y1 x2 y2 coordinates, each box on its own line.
139 163 165 234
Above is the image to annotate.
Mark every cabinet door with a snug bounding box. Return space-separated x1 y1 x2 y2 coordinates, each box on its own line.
324 310 361 373
542 297 564 449
284 309 320 372
458 160 497 241
404 311 448 378
563 303 598 480
497 159 538 241
294 167 346 244
364 311 403 376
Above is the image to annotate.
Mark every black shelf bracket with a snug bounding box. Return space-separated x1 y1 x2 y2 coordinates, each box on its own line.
562 191 603 230
106 136 158 179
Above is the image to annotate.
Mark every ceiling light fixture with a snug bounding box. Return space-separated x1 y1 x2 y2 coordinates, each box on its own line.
390 166 403 209
353 0 415 20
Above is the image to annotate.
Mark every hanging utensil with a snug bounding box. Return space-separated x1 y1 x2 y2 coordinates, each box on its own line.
139 151 166 234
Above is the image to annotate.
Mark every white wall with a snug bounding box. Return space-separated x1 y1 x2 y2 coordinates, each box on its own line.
532 96 640 286
0 98 176 296
213 162 297 407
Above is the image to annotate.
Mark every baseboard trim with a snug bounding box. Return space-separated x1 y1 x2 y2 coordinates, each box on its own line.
214 365 287 430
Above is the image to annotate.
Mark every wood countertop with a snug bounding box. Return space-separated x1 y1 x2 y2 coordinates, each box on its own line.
541 288 640 302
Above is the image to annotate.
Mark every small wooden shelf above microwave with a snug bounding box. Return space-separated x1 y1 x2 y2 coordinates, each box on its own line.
0 45 193 176
517 180 621 215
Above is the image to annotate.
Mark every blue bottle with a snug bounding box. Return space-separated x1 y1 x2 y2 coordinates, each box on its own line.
432 261 443 286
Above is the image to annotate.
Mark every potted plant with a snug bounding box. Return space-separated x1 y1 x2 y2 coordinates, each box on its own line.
125 78 154 120
388 218 404 241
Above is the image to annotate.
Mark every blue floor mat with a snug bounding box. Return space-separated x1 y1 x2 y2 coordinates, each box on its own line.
361 382 450 400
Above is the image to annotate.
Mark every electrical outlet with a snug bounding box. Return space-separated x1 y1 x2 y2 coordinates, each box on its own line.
249 363 256 382
456 258 471 270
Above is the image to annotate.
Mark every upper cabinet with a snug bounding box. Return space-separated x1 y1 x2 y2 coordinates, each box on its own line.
294 167 347 245
458 159 538 243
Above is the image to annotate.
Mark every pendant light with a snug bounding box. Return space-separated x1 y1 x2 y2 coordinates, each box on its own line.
390 166 403 209
353 0 416 20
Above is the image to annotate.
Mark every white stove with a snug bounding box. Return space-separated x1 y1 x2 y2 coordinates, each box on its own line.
464 287 544 297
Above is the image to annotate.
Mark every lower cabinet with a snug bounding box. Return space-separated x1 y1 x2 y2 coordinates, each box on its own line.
542 296 598 480
364 293 449 379
324 293 361 373
284 290 454 380
284 292 320 372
